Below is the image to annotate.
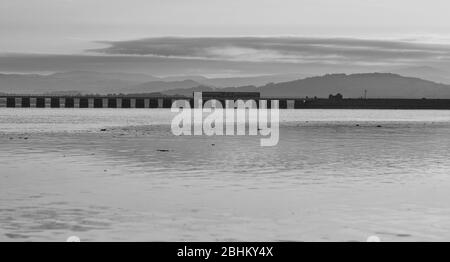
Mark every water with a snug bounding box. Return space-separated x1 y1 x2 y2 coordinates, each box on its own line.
1 109 450 241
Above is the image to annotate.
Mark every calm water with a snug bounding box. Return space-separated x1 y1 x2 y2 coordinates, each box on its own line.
1 109 450 241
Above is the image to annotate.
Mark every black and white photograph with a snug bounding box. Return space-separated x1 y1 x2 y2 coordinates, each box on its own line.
1 0 450 246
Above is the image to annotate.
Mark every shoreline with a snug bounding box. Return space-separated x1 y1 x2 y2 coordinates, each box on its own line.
3 120 450 135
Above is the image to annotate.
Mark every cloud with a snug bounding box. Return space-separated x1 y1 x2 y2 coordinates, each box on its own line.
90 36 450 66
2 37 450 77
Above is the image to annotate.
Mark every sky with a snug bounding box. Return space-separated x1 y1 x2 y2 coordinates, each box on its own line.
1 0 450 76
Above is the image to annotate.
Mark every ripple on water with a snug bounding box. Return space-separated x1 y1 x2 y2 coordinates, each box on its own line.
0 204 113 241
2 109 450 241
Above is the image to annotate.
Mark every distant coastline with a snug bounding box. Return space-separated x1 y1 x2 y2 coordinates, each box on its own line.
3 72 450 99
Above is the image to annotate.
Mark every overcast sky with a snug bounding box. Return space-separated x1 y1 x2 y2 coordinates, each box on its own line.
2 0 450 53
1 0 450 76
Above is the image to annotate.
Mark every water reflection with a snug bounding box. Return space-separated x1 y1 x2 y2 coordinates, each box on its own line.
1 109 450 241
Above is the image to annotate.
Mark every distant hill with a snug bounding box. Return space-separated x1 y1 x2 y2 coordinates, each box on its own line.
162 85 215 96
51 71 160 83
161 85 259 96
0 71 205 94
2 71 450 99
125 79 203 93
0 70 314 94
387 66 450 85
161 75 210 83
256 73 450 98
166 73 312 88
0 71 157 94
161 73 450 99
0 71 295 94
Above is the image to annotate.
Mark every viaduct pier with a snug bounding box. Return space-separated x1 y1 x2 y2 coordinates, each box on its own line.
0 95 186 109
2 93 450 109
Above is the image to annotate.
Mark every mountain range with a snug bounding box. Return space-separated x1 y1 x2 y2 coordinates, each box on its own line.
0 71 308 94
257 73 450 98
2 70 450 99
386 66 450 85
159 73 450 99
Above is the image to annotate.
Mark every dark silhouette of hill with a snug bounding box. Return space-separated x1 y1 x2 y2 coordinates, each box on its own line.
257 73 450 98
387 66 450 85
159 73 450 99
2 71 450 99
